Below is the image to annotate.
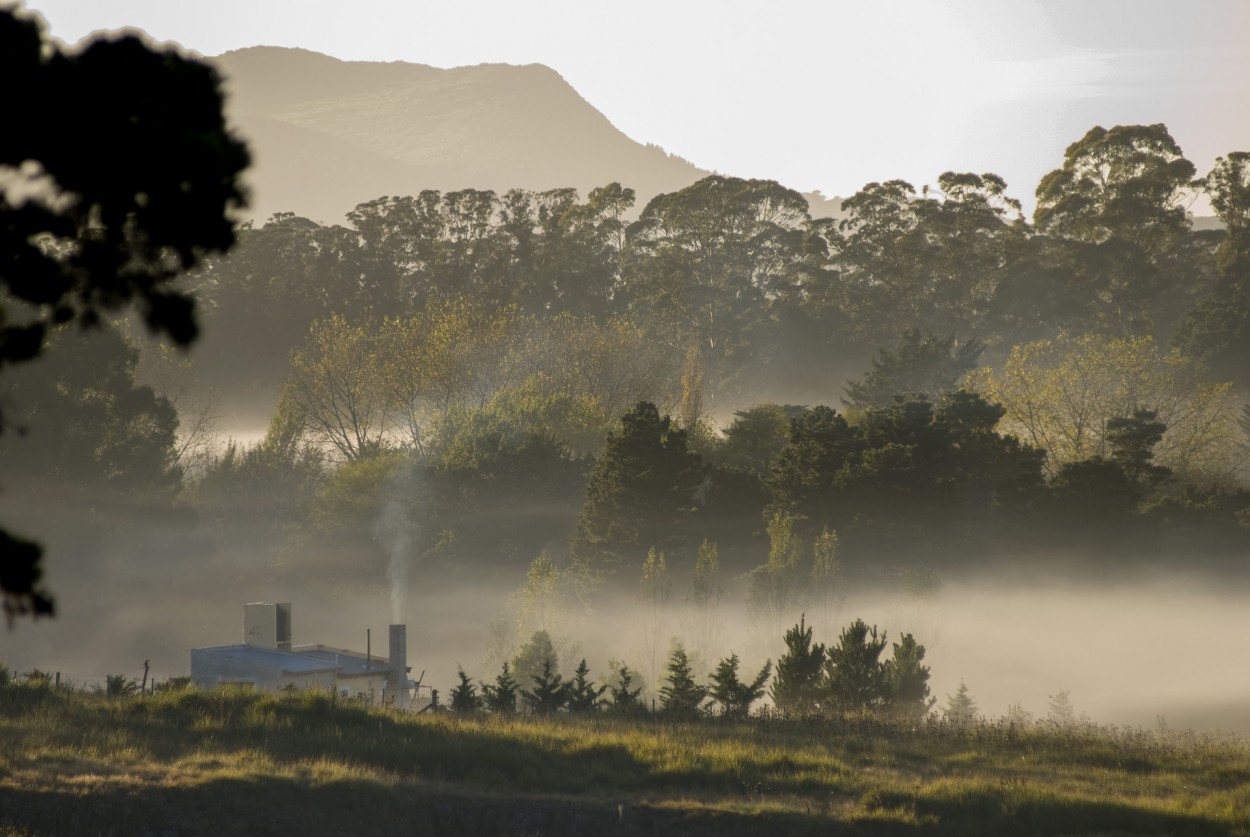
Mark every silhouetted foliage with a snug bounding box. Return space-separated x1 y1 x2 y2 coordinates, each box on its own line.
0 7 247 618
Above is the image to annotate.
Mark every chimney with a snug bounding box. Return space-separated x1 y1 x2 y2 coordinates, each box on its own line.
388 624 408 710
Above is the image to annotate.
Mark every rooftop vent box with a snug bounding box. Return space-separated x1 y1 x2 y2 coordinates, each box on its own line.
244 602 292 650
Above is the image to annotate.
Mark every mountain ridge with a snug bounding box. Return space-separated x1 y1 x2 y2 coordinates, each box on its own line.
210 46 717 224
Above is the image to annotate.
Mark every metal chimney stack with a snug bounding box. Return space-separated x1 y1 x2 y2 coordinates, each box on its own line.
388 624 408 710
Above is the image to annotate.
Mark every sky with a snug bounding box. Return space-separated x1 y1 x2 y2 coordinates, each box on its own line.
16 0 1250 211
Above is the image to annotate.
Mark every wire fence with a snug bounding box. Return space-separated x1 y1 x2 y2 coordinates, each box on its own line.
5 665 440 709
5 665 186 695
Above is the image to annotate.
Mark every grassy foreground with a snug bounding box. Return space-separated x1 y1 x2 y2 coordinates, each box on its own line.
1 682 1248 836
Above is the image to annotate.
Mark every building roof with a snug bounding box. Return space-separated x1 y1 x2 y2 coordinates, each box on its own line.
194 644 341 674
193 643 399 678
292 644 391 678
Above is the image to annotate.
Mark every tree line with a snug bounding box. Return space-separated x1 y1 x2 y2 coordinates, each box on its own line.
5 116 1250 613
450 615 934 721
181 124 1250 408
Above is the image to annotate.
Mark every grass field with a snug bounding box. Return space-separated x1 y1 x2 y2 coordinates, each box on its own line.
1 679 1248 836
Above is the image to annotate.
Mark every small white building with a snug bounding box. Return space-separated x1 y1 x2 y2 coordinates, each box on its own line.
191 603 417 708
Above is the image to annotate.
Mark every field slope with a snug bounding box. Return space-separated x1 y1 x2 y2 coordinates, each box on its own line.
2 684 1248 836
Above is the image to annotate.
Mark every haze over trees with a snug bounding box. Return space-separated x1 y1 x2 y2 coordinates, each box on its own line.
174 120 1246 597
12 97 1250 621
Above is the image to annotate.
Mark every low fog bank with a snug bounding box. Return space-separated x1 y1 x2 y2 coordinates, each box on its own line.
4 539 1248 736
890 576 1250 733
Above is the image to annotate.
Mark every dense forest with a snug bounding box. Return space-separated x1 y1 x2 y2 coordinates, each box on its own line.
5 123 1250 629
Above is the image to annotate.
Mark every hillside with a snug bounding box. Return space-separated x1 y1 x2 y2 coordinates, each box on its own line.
210 47 714 224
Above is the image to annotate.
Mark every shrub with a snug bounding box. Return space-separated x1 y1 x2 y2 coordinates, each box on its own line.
23 669 52 688
104 674 139 697
152 676 192 693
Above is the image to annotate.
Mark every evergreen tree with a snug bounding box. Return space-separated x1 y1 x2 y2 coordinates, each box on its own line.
571 401 704 577
824 618 889 713
943 680 978 727
482 661 519 715
717 404 802 475
449 666 483 713
521 657 569 714
708 653 772 719
659 645 707 718
770 615 826 715
512 629 558 690
842 329 983 409
607 663 645 715
883 633 935 719
766 406 860 531
566 658 608 713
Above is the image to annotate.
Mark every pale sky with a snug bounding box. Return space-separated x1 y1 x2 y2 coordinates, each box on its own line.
15 0 1250 211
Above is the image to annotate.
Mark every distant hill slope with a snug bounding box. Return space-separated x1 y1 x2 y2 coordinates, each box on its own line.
210 47 715 225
